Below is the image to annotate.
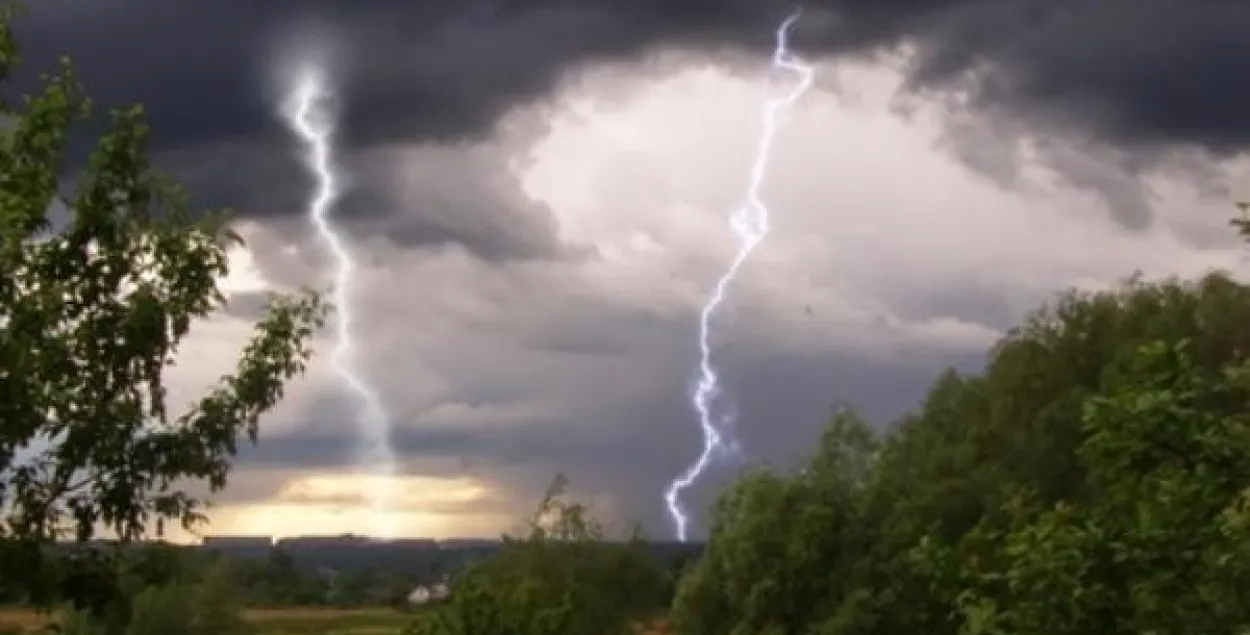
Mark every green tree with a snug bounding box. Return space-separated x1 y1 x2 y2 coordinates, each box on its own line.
59 608 108 635
190 559 250 635
676 204 1250 635
54 547 131 632
124 583 194 635
671 409 879 635
70 559 248 635
407 475 668 635
117 541 205 594
930 340 1250 635
851 270 1250 635
0 0 325 601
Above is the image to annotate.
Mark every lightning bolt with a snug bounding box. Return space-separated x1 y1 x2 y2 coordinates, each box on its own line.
664 10 815 542
282 65 400 538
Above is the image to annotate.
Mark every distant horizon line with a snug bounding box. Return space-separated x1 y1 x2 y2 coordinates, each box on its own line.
58 533 703 546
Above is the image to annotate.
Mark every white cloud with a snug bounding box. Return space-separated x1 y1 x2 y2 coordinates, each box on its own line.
519 53 1250 357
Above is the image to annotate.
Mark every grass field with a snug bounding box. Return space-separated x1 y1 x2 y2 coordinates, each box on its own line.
243 608 414 634
0 606 414 634
0 606 671 634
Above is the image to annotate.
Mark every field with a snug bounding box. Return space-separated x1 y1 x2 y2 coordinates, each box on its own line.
0 606 671 634
0 606 414 634
242 608 414 634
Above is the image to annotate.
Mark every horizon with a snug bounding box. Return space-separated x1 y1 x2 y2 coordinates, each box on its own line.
61 533 702 547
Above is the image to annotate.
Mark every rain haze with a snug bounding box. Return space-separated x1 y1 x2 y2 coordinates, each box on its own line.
17 0 1250 540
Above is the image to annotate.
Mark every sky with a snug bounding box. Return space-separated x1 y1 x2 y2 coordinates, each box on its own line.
16 0 1250 541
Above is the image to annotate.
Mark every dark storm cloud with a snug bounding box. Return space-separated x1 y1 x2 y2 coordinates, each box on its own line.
16 0 774 152
27 0 1248 147
20 0 1250 223
239 420 585 470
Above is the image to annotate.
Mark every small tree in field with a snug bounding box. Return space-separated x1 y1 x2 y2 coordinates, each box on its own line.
406 475 668 635
190 559 250 635
0 0 326 606
123 583 194 635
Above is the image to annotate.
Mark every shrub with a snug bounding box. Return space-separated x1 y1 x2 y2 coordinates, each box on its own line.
124 585 193 635
405 475 667 635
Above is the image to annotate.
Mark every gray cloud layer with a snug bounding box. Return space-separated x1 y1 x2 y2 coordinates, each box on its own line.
17 0 1250 536
20 0 1250 230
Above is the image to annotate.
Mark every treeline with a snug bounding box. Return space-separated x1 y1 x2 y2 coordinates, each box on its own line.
1 534 695 613
36 543 429 609
669 266 1250 634
17 540 480 608
24 556 250 635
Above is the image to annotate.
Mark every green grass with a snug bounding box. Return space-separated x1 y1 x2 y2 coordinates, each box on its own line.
0 606 416 635
245 608 414 634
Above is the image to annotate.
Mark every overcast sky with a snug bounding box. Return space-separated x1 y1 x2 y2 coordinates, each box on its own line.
17 0 1250 541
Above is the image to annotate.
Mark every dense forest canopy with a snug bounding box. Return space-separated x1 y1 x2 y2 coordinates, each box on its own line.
670 269 1250 635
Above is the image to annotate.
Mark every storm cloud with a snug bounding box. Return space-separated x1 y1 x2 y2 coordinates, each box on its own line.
16 0 1250 538
19 0 1250 230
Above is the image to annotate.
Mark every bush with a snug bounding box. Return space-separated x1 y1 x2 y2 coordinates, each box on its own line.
405 475 667 635
124 584 194 635
58 609 107 635
48 557 248 635
188 560 250 635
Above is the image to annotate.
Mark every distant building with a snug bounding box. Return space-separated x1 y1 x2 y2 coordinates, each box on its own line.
407 586 430 605
406 581 450 605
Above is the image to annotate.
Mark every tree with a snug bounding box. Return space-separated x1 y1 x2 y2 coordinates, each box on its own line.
190 559 250 635
852 270 1250 635
671 409 879 635
928 339 1250 635
406 475 668 635
62 558 249 635
0 0 325 571
59 608 108 635
674 202 1250 635
0 3 326 617
118 541 205 593
123 583 194 635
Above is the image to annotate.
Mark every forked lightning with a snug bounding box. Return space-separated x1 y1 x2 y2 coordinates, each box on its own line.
664 10 815 542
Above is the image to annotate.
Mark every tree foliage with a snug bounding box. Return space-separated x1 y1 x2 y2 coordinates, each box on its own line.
933 339 1250 635
123 583 196 635
672 410 877 635
406 475 669 635
0 0 324 550
671 207 1250 635
0 1 325 621
189 559 251 635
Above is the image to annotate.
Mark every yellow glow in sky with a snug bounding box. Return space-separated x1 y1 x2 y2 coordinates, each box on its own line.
161 471 511 542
